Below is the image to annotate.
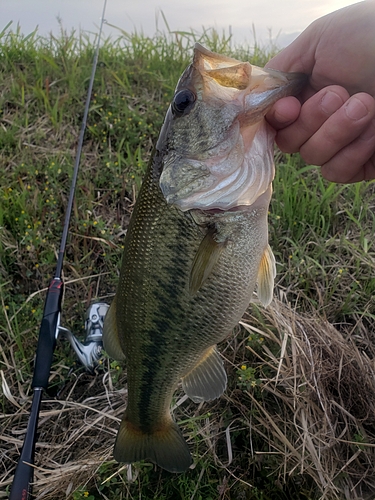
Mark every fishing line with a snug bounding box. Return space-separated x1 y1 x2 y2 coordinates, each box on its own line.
9 1 108 498
55 0 108 278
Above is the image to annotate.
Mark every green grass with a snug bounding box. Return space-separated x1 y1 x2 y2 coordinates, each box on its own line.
1 22 375 500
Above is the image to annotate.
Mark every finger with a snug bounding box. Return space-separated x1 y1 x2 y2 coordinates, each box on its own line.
300 93 375 166
266 96 301 130
320 119 375 183
275 86 350 153
362 157 375 182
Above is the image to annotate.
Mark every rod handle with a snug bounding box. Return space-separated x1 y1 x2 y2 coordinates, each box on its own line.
32 278 63 389
9 389 42 500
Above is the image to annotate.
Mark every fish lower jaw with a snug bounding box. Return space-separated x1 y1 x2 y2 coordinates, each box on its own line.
190 186 272 215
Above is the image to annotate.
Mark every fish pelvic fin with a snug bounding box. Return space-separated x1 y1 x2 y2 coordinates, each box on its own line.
102 301 126 361
114 415 192 473
256 244 276 307
189 226 226 295
182 346 227 403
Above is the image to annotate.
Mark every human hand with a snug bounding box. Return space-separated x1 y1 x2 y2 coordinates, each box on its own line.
265 1 375 183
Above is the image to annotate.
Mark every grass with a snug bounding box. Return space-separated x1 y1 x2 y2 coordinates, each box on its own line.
1 22 375 500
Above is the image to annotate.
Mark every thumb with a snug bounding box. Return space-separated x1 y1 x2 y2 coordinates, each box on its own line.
266 96 301 130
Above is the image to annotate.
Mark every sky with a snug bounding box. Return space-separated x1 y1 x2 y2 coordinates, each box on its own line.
1 0 357 47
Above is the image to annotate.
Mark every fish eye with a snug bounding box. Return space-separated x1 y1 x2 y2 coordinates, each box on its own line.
172 89 196 115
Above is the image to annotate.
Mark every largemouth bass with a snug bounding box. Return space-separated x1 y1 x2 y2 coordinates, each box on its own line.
103 43 305 473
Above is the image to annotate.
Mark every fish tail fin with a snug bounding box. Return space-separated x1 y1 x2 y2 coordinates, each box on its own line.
114 414 192 473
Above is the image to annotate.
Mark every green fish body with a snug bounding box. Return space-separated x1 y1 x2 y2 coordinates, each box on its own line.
103 44 306 473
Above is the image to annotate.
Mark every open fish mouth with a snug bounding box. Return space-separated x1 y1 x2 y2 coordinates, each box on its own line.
159 43 306 212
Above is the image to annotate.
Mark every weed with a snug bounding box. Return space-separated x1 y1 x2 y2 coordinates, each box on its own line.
1 23 374 500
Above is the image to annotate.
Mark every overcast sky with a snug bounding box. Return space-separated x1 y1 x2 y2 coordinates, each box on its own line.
1 0 357 47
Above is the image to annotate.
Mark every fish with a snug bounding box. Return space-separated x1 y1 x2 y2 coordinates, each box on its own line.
103 43 306 473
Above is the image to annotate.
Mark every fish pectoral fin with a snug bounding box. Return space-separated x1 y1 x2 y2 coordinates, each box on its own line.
189 227 226 295
182 346 227 403
256 244 276 307
114 414 192 473
102 301 126 361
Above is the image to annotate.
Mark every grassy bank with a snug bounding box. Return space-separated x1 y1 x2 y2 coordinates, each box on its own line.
1 25 375 500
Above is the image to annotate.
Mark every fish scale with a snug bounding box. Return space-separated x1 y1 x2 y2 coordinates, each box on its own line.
106 155 270 463
103 43 306 472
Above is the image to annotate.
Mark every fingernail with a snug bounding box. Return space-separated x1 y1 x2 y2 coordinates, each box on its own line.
345 97 369 120
320 91 343 114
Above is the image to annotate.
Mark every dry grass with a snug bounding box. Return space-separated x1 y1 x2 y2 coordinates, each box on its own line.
239 295 375 499
1 27 375 500
2 292 375 499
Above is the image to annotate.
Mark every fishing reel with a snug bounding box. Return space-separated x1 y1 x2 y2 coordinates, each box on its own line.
58 302 109 372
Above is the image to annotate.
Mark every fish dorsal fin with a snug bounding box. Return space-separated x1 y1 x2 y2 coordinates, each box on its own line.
256 244 276 307
189 227 225 295
102 301 126 361
182 346 227 403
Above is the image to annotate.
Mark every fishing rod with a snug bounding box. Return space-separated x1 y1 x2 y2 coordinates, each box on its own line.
9 1 109 498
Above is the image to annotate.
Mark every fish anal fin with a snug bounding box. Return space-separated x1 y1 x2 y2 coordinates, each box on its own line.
257 244 276 307
102 301 126 361
182 346 227 403
189 227 225 295
114 415 192 473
